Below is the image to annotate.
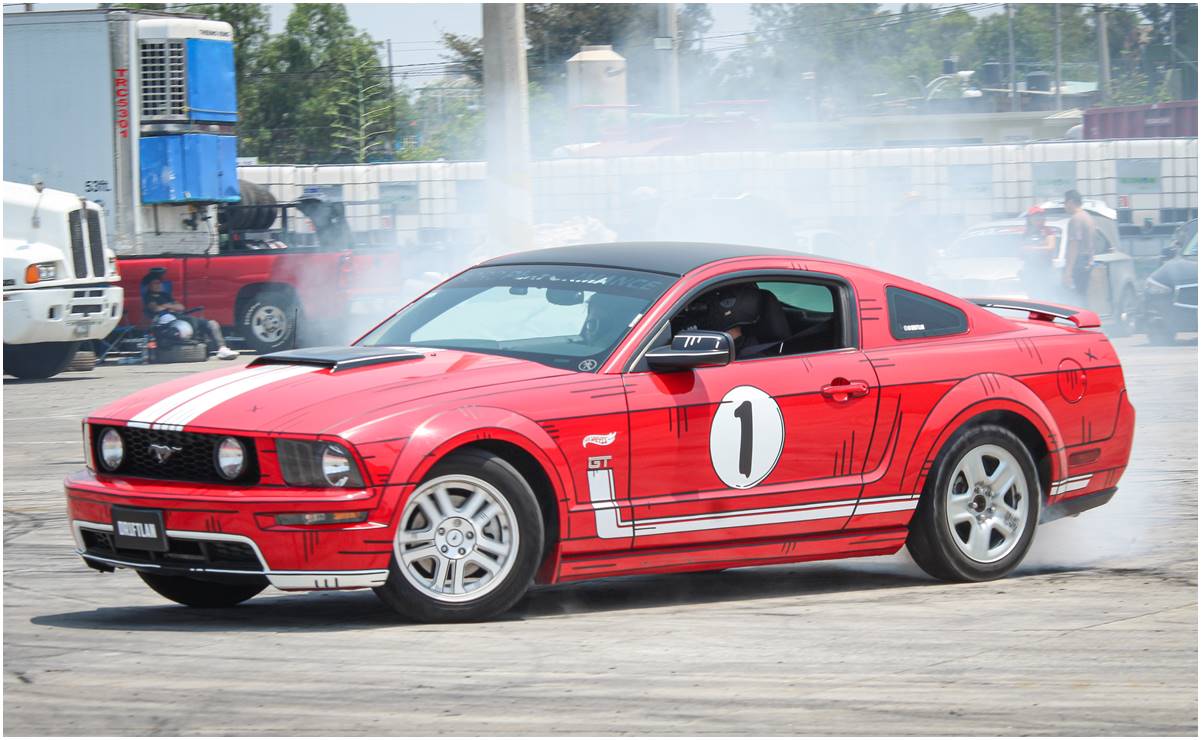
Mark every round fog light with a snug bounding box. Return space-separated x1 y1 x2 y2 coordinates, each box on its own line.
321 444 354 487
215 437 246 480
99 427 124 471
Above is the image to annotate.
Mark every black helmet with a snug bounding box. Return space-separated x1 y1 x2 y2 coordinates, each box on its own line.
705 284 761 332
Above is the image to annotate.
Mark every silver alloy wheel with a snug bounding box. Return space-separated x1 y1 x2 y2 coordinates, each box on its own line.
944 443 1029 564
394 474 519 603
250 304 288 344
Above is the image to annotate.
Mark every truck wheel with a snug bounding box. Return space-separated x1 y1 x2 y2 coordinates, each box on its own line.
138 572 266 608
1148 322 1177 345
906 424 1040 582
3 341 80 379
240 290 296 354
374 449 544 622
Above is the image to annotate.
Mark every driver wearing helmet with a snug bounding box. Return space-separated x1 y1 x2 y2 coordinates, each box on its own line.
143 268 238 360
687 284 766 360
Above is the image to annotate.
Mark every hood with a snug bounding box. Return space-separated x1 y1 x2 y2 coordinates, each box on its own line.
1148 255 1198 288
91 348 573 441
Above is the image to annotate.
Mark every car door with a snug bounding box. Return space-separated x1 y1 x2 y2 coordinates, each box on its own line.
620 275 880 548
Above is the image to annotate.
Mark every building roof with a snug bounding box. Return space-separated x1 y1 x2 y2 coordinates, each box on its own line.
481 242 813 276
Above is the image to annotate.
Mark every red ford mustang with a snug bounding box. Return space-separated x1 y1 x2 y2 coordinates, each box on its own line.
66 243 1135 621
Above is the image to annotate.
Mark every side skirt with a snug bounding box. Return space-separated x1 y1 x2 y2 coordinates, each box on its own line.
553 526 909 583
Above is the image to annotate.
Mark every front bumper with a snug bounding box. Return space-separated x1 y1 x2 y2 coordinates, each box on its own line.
66 470 398 591
1142 287 1198 333
3 284 123 344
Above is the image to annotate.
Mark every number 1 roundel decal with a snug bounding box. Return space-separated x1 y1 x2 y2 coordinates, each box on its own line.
709 385 785 489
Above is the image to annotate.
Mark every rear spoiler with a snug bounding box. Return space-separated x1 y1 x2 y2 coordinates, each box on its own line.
968 298 1102 329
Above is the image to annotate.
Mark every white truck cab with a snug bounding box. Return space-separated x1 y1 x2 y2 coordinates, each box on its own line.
4 181 124 378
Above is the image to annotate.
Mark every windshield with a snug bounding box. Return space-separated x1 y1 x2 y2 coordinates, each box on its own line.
1184 233 1198 258
358 264 673 371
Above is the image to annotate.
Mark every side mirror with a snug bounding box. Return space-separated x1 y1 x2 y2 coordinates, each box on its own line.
645 330 734 371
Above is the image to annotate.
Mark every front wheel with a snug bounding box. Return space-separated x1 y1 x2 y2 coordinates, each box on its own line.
3 341 80 379
138 572 266 608
906 424 1040 582
374 449 544 622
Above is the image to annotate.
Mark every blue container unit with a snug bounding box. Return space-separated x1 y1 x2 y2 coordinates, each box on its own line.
138 34 239 204
140 134 239 204
185 38 237 124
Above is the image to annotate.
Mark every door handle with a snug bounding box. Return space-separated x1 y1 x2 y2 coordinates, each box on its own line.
821 379 870 402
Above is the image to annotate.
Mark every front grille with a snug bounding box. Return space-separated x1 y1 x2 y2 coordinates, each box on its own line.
86 209 105 277
140 40 187 119
1175 284 1197 308
93 427 259 485
81 528 263 571
68 209 88 278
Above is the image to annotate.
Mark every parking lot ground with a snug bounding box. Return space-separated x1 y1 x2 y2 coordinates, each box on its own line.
3 336 1197 735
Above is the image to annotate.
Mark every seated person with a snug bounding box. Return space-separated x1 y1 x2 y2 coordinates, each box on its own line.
142 269 238 360
682 284 774 360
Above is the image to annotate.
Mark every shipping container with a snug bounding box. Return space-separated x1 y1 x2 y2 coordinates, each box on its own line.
1084 101 1198 140
3 9 240 254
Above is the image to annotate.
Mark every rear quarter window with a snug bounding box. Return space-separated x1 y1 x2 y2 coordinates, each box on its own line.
887 287 967 340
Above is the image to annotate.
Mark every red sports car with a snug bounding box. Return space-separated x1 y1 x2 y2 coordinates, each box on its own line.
67 243 1135 622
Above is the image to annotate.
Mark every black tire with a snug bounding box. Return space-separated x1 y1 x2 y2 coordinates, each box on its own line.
906 424 1040 582
1148 322 1176 345
3 341 80 379
374 449 544 622
66 349 97 372
138 572 266 608
1108 287 1137 338
152 343 208 364
239 290 297 354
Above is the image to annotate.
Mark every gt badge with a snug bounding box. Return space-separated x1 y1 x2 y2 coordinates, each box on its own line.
709 386 784 489
583 432 617 448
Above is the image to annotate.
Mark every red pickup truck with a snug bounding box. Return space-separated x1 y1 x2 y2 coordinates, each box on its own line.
114 192 417 353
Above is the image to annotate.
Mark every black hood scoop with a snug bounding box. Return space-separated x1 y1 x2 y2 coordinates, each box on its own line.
249 346 425 372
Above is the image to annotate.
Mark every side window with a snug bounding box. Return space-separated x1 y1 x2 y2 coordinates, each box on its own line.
664 278 848 363
887 287 967 340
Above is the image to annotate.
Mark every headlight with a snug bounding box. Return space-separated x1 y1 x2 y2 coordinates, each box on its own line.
98 427 124 471
276 439 364 488
1145 277 1172 296
214 437 247 480
23 262 58 284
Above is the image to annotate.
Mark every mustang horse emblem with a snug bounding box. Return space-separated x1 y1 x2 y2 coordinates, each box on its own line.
148 443 181 464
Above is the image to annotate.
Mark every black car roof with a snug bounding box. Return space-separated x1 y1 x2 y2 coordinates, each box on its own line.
480 242 807 277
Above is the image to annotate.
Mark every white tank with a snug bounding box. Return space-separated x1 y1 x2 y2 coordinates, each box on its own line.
566 45 628 142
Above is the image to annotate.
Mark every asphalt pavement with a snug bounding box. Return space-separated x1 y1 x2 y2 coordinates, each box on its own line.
3 336 1197 735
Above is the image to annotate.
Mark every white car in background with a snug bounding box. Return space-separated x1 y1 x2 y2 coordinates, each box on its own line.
930 200 1139 336
3 182 123 378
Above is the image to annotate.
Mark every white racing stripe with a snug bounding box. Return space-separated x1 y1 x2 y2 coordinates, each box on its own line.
1051 474 1093 496
153 364 317 430
589 465 918 539
127 364 283 428
129 364 317 431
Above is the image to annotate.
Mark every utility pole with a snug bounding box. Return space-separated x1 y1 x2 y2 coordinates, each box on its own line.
656 4 680 115
1096 4 1111 103
482 3 532 252
1007 4 1020 112
1054 4 1063 111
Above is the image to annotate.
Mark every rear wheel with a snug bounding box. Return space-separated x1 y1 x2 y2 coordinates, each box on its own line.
907 424 1040 582
240 290 296 354
3 341 80 379
138 572 266 608
374 449 544 622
